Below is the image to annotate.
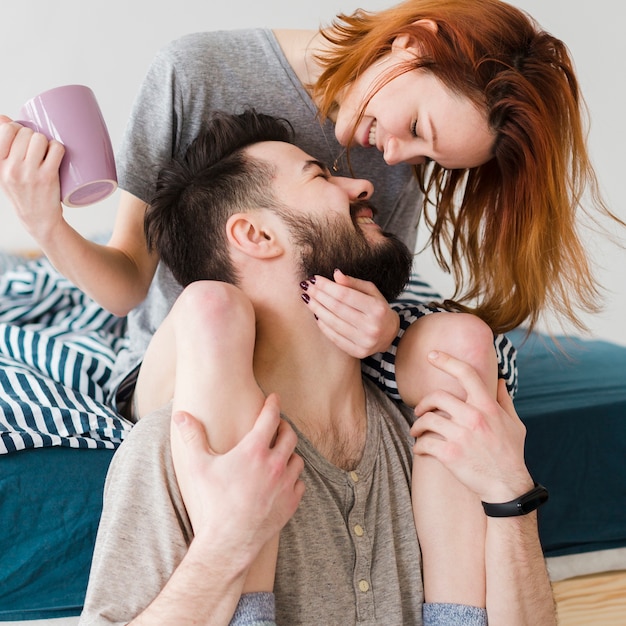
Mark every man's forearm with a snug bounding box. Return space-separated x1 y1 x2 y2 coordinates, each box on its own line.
130 538 250 626
485 514 556 626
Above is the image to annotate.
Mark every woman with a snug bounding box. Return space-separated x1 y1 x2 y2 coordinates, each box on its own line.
312 0 621 335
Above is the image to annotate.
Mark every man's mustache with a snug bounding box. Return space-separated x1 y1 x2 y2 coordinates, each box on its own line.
349 200 379 220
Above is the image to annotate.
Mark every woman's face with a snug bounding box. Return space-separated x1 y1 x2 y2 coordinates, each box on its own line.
333 45 495 170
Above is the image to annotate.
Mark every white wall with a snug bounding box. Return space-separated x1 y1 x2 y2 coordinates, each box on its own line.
519 1 626 346
1 0 624 344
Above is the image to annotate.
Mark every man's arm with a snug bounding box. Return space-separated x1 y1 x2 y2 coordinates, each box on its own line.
411 352 556 626
80 402 303 626
484 514 554 625
482 382 555 625
128 535 252 626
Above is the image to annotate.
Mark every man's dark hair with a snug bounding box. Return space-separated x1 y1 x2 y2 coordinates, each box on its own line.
145 109 294 286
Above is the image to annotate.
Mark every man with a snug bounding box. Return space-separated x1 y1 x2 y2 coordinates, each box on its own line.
80 110 555 625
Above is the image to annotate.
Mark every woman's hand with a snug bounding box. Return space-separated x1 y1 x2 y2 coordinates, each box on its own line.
411 351 534 504
0 115 65 243
300 268 399 358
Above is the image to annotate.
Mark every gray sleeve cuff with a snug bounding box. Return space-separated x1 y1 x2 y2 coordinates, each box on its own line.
229 592 276 626
423 602 488 626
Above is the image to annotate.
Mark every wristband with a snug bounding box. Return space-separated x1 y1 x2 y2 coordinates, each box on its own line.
481 483 548 517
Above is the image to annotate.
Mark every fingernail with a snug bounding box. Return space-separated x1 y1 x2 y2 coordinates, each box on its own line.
301 293 310 304
314 314 319 320
428 350 439 360
300 280 309 291
308 276 316 284
173 412 186 425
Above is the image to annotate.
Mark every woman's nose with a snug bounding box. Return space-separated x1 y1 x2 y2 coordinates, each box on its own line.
382 136 405 166
384 136 427 166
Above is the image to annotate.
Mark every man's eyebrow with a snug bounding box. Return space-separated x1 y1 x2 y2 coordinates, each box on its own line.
302 159 331 175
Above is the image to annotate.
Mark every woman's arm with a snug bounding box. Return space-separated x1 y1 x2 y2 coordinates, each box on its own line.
0 118 158 315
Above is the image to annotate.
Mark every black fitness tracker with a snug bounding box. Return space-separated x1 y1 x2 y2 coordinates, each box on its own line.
481 483 549 517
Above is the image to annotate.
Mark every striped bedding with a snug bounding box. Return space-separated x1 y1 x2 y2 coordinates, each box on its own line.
0 253 133 454
0 253 515 455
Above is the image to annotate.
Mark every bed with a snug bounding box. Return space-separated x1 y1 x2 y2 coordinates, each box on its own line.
1 252 625 624
0 252 131 622
510 329 626 625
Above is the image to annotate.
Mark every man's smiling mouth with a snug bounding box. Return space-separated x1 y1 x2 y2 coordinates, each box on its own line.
351 201 379 229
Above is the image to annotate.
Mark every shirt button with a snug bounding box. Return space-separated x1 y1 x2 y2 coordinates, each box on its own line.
350 471 359 483
354 524 364 537
358 580 370 593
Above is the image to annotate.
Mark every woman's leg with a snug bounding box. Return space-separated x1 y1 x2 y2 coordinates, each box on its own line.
396 312 498 607
135 280 277 594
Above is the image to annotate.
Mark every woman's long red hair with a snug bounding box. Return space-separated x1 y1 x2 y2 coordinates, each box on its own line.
314 0 622 334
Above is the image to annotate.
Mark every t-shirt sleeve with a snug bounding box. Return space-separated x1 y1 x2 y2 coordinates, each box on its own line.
115 41 185 204
79 407 192 625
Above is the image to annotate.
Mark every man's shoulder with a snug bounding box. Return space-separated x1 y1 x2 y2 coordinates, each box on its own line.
363 378 414 425
126 402 171 438
103 402 183 520
112 403 173 469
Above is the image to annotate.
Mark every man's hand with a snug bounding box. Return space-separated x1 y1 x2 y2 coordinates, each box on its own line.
300 269 399 358
173 393 305 562
0 115 65 242
411 351 533 504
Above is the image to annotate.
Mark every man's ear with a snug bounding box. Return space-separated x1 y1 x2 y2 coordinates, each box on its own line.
226 212 284 259
391 19 438 54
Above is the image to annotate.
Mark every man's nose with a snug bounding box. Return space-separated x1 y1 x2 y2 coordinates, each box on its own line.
336 176 374 200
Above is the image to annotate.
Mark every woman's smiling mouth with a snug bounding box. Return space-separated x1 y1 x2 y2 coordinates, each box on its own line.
368 119 377 147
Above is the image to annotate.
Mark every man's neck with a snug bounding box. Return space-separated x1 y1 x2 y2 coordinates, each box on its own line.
252 306 368 470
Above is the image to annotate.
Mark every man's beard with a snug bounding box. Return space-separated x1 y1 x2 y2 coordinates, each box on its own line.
279 202 413 301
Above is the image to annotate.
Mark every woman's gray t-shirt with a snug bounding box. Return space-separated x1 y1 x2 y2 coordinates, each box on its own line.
109 28 422 408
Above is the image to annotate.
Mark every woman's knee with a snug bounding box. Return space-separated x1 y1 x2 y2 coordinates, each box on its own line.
171 280 254 334
396 312 498 403
404 311 494 354
426 312 495 361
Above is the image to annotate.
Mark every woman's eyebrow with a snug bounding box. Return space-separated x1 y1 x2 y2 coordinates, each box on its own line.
428 116 438 150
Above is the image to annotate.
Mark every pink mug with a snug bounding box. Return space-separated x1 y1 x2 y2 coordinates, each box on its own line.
17 84 117 207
